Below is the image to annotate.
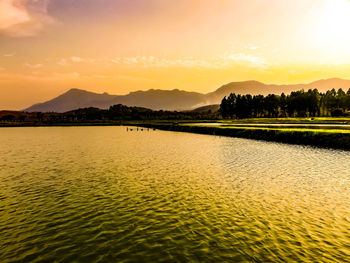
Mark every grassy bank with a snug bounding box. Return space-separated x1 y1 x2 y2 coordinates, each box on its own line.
213 117 350 124
138 122 350 150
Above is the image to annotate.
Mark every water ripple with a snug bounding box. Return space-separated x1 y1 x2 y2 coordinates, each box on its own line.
1 127 350 262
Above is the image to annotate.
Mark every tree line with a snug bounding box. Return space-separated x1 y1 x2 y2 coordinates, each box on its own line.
0 104 219 124
220 88 350 118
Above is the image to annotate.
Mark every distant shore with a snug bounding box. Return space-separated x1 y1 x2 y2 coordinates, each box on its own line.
137 120 350 151
0 122 123 128
2 118 350 150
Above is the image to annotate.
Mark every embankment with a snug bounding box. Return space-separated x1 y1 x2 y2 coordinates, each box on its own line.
139 123 350 150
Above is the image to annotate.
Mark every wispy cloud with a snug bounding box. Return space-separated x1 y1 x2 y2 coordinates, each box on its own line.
249 45 260 50
0 71 155 83
3 53 16 57
0 71 81 81
0 0 56 37
57 58 68 66
53 72 80 80
24 62 42 68
113 75 155 82
89 74 154 83
53 54 270 70
223 53 269 68
57 57 96 66
109 54 270 69
108 56 218 68
70 56 96 63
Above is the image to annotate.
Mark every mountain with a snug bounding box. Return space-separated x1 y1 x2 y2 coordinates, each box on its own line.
24 78 350 113
25 88 206 113
206 78 350 103
191 104 220 113
25 89 117 113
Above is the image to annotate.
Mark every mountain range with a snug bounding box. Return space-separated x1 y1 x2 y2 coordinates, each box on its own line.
24 78 350 113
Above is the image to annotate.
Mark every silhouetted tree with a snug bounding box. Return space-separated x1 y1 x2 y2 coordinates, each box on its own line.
220 87 350 119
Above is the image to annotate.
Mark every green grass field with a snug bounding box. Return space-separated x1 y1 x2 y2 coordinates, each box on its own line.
216 117 350 124
182 125 350 134
138 119 350 150
180 117 350 134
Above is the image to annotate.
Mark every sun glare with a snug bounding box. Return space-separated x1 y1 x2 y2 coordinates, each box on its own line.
308 0 350 61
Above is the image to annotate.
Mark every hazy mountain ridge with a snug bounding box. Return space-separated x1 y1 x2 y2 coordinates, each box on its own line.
24 78 350 113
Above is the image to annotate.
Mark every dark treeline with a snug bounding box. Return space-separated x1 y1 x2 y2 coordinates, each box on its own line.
220 88 350 118
0 104 219 124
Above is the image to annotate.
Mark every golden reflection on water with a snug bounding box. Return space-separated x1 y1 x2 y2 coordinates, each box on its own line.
1 127 350 262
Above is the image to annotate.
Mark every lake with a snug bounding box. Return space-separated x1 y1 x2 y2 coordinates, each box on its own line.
1 126 350 262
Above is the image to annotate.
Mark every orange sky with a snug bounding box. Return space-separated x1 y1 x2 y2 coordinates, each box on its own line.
1 0 350 110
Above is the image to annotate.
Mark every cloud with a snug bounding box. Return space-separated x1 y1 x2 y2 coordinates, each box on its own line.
0 0 56 37
89 74 155 82
109 56 223 69
114 75 155 82
3 71 81 81
70 56 85 63
224 53 269 68
24 62 42 68
53 54 270 70
109 54 269 69
53 72 80 79
249 45 260 50
3 53 16 57
70 56 96 63
57 58 68 66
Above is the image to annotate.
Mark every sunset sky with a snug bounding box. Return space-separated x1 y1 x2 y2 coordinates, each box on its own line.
2 0 350 110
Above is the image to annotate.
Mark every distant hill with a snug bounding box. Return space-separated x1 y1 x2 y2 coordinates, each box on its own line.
24 78 350 112
191 104 220 113
25 88 206 113
205 78 350 103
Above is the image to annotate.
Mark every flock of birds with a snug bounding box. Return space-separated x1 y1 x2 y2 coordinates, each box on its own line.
126 127 155 132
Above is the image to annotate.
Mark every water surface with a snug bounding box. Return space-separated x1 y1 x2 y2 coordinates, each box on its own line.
1 127 350 262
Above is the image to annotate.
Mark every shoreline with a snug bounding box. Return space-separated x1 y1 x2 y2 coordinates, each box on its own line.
137 123 350 151
2 121 350 150
0 122 123 128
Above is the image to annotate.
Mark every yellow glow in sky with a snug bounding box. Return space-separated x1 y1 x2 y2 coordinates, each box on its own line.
1 0 350 110
305 0 350 62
